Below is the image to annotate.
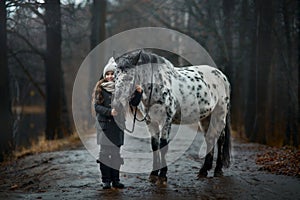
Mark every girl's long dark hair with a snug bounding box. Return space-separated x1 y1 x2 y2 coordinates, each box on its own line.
91 78 107 116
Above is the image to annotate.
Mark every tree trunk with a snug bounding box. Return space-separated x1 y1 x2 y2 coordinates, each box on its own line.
0 0 13 161
88 0 107 128
222 0 234 75
90 0 106 49
223 0 242 132
282 0 298 146
235 0 249 135
296 1 299 147
244 0 257 139
252 0 274 143
44 0 64 139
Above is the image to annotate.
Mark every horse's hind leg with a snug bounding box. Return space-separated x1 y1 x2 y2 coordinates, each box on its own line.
209 103 227 177
215 110 231 177
198 102 227 178
214 130 225 177
198 147 214 178
198 116 214 178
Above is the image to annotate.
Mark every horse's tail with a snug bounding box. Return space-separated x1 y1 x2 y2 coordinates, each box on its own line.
222 107 231 168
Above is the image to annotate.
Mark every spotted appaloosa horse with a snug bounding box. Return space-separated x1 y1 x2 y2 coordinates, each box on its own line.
111 50 231 185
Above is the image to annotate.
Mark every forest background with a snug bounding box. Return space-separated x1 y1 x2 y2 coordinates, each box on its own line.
0 0 298 161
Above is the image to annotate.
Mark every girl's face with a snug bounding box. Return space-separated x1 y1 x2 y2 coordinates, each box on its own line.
105 71 114 82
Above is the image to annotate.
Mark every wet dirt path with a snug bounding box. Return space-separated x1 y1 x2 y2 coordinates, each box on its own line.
0 132 299 200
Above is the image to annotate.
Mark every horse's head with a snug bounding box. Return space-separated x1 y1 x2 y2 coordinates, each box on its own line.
112 50 169 111
112 50 142 109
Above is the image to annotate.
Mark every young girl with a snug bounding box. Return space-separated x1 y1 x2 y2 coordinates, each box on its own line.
92 57 142 189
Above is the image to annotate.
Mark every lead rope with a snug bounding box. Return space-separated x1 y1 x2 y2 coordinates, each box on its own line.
123 67 139 133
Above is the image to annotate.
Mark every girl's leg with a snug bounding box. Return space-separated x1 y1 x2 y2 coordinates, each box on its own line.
110 145 124 188
99 145 112 189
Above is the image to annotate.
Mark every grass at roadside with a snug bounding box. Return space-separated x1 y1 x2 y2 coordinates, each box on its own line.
12 133 83 160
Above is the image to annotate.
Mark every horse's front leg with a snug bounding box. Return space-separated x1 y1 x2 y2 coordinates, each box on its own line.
156 103 175 185
156 122 170 185
147 121 160 183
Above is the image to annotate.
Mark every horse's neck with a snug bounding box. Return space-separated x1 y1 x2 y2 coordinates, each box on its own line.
162 58 179 75
136 56 178 99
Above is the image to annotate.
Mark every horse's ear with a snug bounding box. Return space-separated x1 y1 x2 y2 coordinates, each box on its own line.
138 50 143 56
131 50 142 66
138 49 146 58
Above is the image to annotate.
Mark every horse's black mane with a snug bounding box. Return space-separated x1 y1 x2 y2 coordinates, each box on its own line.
116 49 165 70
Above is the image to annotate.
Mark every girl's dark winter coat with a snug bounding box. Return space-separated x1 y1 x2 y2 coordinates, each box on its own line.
95 88 142 146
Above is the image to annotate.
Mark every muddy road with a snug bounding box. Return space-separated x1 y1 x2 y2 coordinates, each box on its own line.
0 129 299 200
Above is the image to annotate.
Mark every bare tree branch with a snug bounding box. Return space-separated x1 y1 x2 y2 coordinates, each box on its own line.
9 49 46 100
8 29 45 60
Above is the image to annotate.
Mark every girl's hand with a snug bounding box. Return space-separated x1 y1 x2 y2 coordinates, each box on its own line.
111 108 118 116
136 85 143 93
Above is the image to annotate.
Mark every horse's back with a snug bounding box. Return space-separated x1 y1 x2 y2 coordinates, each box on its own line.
175 65 230 94
171 65 230 123
190 65 230 97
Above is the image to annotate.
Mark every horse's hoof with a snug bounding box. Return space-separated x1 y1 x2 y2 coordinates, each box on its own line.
214 169 223 177
197 170 208 178
156 176 167 186
149 174 158 183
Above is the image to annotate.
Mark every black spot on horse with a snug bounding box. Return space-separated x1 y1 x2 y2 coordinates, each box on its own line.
185 69 195 72
195 77 201 82
211 69 221 77
180 77 187 82
179 88 184 96
158 74 164 81
198 71 204 76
